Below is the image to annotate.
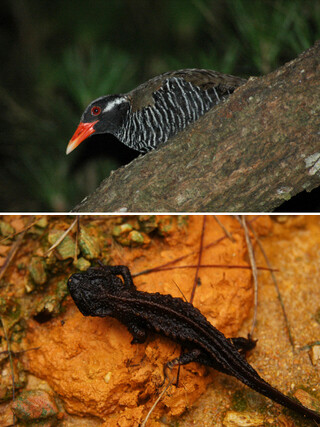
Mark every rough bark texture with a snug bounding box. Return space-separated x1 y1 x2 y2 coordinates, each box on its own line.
73 41 320 213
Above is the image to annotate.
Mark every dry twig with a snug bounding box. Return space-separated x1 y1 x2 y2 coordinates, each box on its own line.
43 216 78 257
247 222 295 350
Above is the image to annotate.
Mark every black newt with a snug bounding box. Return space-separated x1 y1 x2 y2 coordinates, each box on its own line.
67 265 320 423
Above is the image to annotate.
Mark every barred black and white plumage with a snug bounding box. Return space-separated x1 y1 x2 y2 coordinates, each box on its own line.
66 68 246 154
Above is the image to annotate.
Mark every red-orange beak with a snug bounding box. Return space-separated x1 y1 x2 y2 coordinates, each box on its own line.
66 120 98 155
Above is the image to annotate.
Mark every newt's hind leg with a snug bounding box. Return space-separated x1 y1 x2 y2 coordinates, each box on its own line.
163 348 202 382
163 347 238 385
229 336 257 355
163 339 257 383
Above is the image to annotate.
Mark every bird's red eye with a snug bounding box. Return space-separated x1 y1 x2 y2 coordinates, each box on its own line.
91 106 101 116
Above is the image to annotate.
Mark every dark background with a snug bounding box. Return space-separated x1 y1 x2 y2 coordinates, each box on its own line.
1 0 319 212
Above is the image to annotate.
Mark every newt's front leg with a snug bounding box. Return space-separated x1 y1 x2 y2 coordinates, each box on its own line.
97 263 136 289
126 321 148 344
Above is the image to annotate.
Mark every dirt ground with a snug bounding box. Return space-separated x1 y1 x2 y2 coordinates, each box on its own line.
0 215 319 426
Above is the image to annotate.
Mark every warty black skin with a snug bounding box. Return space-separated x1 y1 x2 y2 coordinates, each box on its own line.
67 265 320 423
73 68 246 153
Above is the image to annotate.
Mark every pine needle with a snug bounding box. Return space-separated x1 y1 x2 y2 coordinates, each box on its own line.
247 222 295 350
239 215 259 337
43 217 78 257
141 377 173 427
214 215 235 242
190 215 206 304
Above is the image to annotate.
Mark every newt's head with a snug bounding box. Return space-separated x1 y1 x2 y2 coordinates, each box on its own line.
67 267 122 317
67 272 94 316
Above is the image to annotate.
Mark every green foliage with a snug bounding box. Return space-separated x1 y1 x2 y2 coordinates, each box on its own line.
225 0 320 74
1 45 135 211
56 46 135 108
1 0 319 211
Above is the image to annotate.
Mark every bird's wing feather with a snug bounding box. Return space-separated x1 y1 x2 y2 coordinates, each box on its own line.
128 68 246 112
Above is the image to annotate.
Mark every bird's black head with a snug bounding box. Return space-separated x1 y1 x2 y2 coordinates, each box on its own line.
66 95 131 154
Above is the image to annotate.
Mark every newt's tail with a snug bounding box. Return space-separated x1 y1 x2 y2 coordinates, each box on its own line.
233 365 320 423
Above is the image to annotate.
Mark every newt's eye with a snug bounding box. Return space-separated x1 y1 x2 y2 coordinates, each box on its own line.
91 106 101 116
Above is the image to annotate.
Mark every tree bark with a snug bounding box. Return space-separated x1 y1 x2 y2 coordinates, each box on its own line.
73 41 320 213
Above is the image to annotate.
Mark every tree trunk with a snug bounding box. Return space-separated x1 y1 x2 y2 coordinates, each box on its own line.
73 40 320 213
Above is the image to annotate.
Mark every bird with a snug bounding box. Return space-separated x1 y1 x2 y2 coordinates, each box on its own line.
66 68 246 155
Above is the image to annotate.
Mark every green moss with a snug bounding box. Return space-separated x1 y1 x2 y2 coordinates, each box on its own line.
128 230 145 244
112 223 150 247
28 257 47 286
157 217 174 236
0 296 20 319
12 390 58 421
138 215 157 233
74 257 91 271
34 280 69 318
48 229 79 260
231 390 248 412
0 220 15 237
112 224 133 237
314 307 320 324
35 217 48 229
177 215 189 229
79 227 100 259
